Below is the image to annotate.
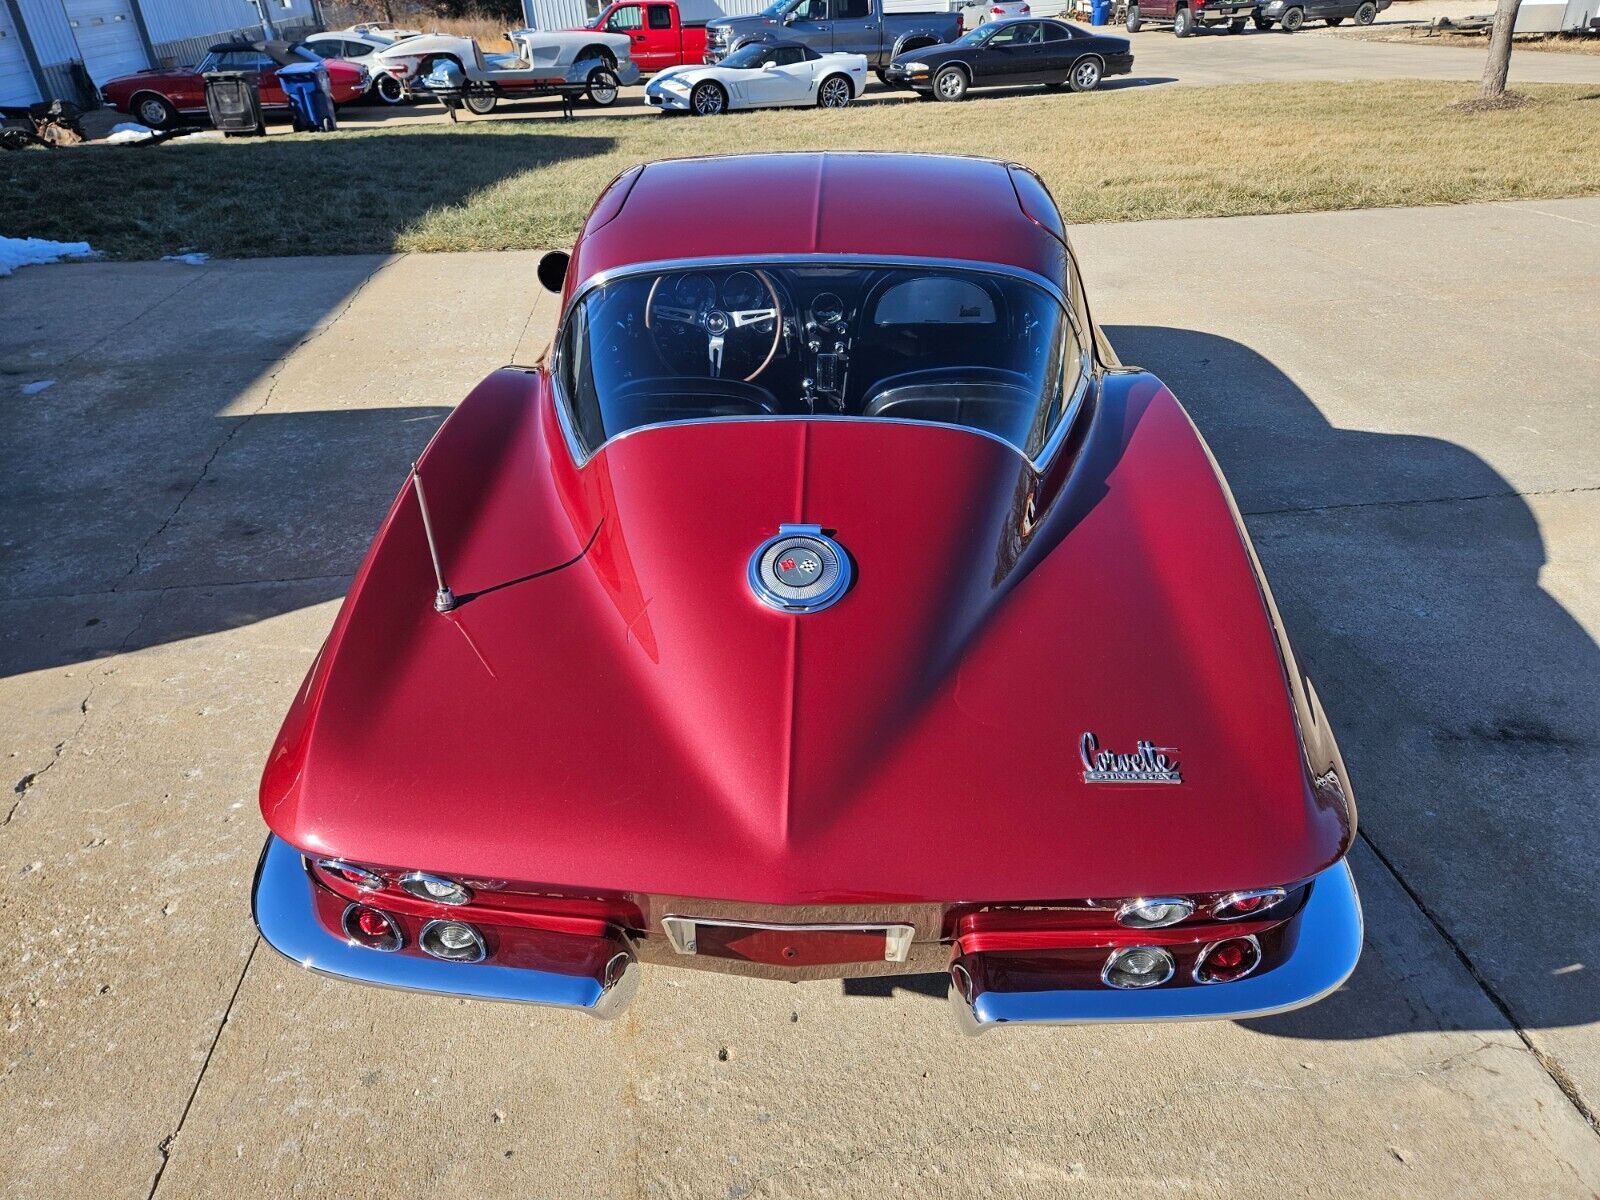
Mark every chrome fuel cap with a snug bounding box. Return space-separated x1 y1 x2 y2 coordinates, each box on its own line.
749 524 851 613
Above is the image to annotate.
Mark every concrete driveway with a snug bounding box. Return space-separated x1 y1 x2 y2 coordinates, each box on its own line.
3 197 1598 1198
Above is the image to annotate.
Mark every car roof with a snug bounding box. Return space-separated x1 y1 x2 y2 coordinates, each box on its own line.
570 153 1069 290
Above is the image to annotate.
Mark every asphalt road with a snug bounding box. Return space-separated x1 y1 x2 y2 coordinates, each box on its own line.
3 197 1598 1197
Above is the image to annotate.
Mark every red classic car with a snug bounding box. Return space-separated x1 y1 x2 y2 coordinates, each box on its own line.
252 152 1363 1031
99 41 368 129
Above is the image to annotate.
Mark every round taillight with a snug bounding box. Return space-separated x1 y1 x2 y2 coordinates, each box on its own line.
317 858 384 890
1115 897 1195 929
399 872 472 905
1213 888 1287 920
419 919 487 963
1101 945 1175 990
342 904 402 952
1194 935 1262 984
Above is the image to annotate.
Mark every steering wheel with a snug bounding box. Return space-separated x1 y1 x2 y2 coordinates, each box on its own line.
645 270 782 382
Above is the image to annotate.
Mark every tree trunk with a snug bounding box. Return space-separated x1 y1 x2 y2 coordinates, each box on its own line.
1480 0 1522 99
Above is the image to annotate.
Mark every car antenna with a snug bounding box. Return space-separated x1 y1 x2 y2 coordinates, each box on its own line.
410 462 456 613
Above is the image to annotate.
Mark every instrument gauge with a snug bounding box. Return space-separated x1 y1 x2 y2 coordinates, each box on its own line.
810 293 846 327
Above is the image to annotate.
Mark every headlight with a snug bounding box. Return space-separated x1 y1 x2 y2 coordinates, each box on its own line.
906 62 929 73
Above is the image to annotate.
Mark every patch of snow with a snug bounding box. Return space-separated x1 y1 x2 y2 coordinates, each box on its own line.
160 253 209 265
0 237 95 278
105 122 156 145
20 380 56 396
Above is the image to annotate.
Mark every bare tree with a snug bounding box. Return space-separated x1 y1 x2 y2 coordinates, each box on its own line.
1480 0 1522 100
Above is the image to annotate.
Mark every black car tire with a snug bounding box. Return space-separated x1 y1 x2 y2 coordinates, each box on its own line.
817 74 852 107
464 91 498 115
932 64 968 101
1173 6 1194 35
1068 56 1102 92
1125 3 1142 30
133 92 177 129
691 80 727 115
373 73 407 104
1229 16 1248 30
586 66 620 105
1280 5 1305 29
1254 14 1273 26
875 68 891 86
1354 0 1378 22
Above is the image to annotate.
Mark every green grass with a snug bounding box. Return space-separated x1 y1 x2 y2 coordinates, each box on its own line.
5 81 1598 260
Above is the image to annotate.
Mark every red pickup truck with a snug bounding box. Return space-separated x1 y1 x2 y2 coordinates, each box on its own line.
576 1 708 72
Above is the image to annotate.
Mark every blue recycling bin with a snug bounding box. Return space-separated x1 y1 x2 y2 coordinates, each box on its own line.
1090 0 1111 23
277 60 336 132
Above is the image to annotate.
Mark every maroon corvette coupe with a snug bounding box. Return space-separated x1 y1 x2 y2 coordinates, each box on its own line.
253 152 1362 1031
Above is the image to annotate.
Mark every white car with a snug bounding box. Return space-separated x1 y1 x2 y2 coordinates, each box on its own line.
645 42 867 116
372 28 637 108
959 0 1032 32
302 29 416 104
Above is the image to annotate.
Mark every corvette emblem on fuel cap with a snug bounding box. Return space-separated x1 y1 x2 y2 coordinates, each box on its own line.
749 524 852 613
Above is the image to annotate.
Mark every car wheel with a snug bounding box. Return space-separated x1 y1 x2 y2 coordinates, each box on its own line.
586 66 620 105
463 91 497 115
875 68 891 86
1254 14 1273 26
817 74 852 108
1354 0 1378 22
374 73 406 105
932 64 967 101
1229 16 1248 31
1125 3 1142 30
1173 6 1194 35
1068 56 1101 92
1280 5 1304 29
133 92 177 129
690 80 726 115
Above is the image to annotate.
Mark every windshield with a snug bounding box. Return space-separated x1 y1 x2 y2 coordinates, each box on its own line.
955 24 999 44
720 43 778 68
758 0 796 14
557 263 1080 460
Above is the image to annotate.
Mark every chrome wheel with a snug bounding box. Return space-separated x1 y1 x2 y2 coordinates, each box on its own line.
691 81 725 115
933 66 966 101
587 66 619 105
1070 58 1101 92
463 91 497 115
136 94 174 128
818 75 851 108
375 74 406 104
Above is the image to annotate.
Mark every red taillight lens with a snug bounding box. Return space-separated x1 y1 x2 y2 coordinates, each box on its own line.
1194 936 1261 984
991 6 1004 12
316 858 384 890
342 904 403 952
1213 888 1288 920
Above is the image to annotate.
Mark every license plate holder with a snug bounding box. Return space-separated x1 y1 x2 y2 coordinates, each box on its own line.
662 916 915 966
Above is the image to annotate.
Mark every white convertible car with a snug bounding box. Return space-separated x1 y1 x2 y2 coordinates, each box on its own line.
373 27 638 109
644 42 868 115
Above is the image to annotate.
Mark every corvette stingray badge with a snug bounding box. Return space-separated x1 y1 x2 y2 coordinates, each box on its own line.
1080 732 1183 785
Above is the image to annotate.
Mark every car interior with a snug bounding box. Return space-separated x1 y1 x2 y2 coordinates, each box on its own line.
559 264 1080 459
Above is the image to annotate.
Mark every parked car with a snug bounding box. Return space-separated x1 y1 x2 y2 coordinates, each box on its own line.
250 150 1363 1032
579 0 709 72
645 41 867 113
372 29 638 110
959 0 1032 32
302 28 415 104
885 18 1131 99
99 40 367 129
706 0 959 84
1256 0 1387 29
1125 0 1259 34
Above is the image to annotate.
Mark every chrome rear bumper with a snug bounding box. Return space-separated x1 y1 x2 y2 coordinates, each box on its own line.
948 859 1362 1034
251 835 639 1018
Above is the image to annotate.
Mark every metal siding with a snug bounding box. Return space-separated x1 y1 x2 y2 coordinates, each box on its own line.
139 0 316 44
62 0 150 82
15 0 78 64
0 1 41 104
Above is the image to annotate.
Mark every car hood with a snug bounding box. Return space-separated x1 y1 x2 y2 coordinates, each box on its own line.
261 369 1352 905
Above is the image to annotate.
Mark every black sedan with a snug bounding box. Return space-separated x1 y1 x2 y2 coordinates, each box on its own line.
883 18 1132 101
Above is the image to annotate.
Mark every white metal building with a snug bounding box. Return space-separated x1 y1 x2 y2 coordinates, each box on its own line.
1 0 320 107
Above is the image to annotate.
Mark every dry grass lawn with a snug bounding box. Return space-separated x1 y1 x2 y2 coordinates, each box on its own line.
1338 28 1600 55
4 80 1597 260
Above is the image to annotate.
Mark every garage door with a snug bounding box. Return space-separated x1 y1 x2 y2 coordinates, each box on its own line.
0 5 41 106
64 0 148 87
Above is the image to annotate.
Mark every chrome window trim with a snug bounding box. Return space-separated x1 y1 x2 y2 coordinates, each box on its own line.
548 254 1093 473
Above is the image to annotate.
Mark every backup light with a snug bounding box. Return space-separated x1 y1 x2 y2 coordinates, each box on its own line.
1115 897 1195 929
1213 888 1288 921
342 904 402 952
399 872 473 905
1194 936 1262 984
1101 945 1175 990
420 920 487 963
317 858 384 890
